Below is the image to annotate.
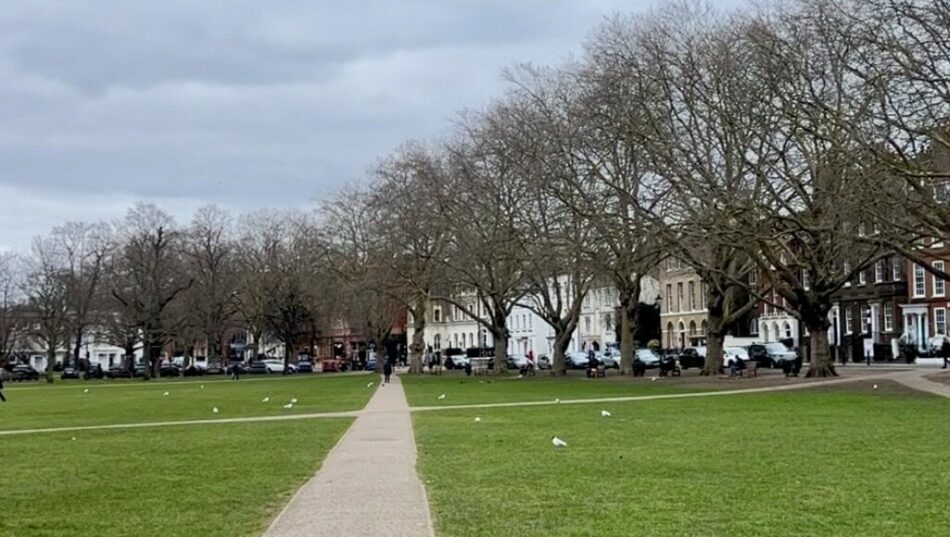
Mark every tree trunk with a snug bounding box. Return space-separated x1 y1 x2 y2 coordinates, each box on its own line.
805 324 837 378
703 331 724 376
552 329 571 376
284 341 293 375
46 346 56 384
72 328 84 369
619 295 637 375
409 303 426 374
492 330 508 373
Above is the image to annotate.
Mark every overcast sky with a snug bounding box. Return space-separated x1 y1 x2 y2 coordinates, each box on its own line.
0 0 744 252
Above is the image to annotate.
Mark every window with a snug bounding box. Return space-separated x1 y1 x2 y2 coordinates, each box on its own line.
861 305 871 333
665 285 672 313
883 303 894 332
892 257 902 281
845 307 853 334
434 334 441 350
858 268 867 286
914 264 926 297
677 283 684 312
936 308 947 336
875 260 885 283
802 270 810 290
844 260 852 287
750 318 759 335
433 307 442 323
701 283 707 309
585 316 591 333
688 281 696 311
933 261 946 297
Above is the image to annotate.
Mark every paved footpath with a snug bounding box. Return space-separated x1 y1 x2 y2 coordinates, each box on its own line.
891 368 950 398
262 373 435 537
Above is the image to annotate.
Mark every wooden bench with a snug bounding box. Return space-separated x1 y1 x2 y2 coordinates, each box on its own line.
741 362 758 378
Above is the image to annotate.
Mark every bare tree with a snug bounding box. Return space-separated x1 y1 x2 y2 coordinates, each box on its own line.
23 237 71 383
50 221 113 369
0 253 25 366
182 205 238 365
110 203 191 379
233 212 285 361
432 105 532 372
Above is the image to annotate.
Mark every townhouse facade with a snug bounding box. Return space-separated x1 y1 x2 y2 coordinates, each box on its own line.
658 258 709 349
833 255 907 361
901 242 950 352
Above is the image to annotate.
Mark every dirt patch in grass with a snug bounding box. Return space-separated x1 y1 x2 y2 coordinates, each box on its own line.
924 370 950 386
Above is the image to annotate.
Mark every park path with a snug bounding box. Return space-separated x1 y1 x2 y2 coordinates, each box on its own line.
891 368 950 398
261 373 435 537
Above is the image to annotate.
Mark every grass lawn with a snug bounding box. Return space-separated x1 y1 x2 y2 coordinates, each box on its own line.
413 380 950 536
1 419 352 537
0 374 375 431
401 373 703 408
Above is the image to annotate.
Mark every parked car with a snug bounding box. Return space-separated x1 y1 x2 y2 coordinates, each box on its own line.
506 355 530 370
748 343 797 368
183 365 205 377
159 363 182 378
565 352 590 369
443 351 470 370
536 355 551 370
296 361 314 374
83 365 106 380
205 362 226 375
365 358 377 371
678 347 706 369
107 367 132 379
261 359 294 374
724 347 751 367
248 361 269 374
321 359 342 373
133 365 148 378
599 350 621 369
60 367 80 380
634 348 661 368
11 364 40 381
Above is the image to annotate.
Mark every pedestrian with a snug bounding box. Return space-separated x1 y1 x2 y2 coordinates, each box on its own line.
0 372 5 402
383 360 393 384
230 362 240 381
942 338 950 369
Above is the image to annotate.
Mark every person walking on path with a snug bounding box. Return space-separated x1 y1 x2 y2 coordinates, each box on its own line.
230 362 241 381
0 373 6 402
383 360 393 384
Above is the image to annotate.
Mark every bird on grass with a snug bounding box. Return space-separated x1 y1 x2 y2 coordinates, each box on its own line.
200 385 205 389
162 391 170 397
367 382 374 388
83 389 89 393
290 398 298 404
873 384 878 390
474 417 482 423
552 436 568 448
212 407 219 414
262 397 270 403
437 394 446 400
601 410 612 417
283 403 294 409
554 398 560 404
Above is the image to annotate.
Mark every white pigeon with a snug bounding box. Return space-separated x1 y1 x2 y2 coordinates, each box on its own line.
474 417 482 423
290 398 298 404
873 384 878 390
200 385 205 389
71 437 77 441
437 394 446 400
262 397 270 403
552 436 568 448
601 410 612 418
83 388 89 393
283 403 294 409
367 382 374 388
555 398 560 404
163 391 170 397
651 377 657 382
212 407 219 414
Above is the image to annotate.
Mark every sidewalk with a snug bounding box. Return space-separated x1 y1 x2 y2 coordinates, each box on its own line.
891 368 950 398
262 373 435 537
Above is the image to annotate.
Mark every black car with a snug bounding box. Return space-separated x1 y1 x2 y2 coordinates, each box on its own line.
678 348 705 369
183 365 205 377
205 362 226 375
159 364 181 378
296 361 314 373
60 367 80 380
107 367 133 379
11 365 40 381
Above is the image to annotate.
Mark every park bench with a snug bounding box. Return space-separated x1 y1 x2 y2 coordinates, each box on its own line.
741 361 758 378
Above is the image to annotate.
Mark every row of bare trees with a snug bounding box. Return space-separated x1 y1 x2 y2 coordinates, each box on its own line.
327 0 950 378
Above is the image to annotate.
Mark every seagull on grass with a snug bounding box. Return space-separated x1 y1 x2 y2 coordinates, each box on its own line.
290 398 298 404
163 391 170 397
212 407 219 414
200 385 205 389
283 403 294 409
83 388 89 393
554 398 560 404
474 417 482 423
552 436 568 448
262 397 270 403
367 382 374 388
437 394 446 400
873 384 878 390
601 410 612 417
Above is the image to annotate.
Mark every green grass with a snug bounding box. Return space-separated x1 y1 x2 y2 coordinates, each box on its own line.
0 374 375 431
413 381 950 536
1 419 352 537
401 374 700 408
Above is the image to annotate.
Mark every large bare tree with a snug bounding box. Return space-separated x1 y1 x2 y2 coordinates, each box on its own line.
23 237 71 383
0 253 25 366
